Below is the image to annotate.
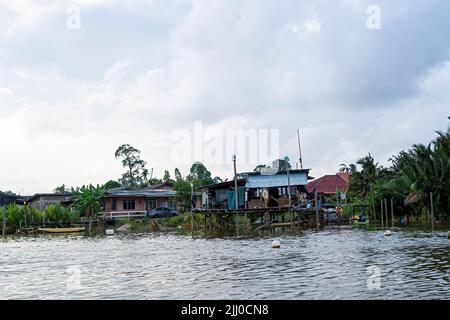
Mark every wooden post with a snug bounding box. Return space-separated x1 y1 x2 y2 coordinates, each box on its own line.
384 198 388 227
287 168 291 208
314 190 319 228
2 205 6 237
380 199 384 228
430 192 434 233
233 155 238 235
370 184 376 223
190 183 194 237
390 198 394 228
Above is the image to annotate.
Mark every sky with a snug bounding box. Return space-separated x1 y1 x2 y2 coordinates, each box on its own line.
0 0 449 195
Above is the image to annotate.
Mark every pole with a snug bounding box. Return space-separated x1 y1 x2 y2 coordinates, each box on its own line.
430 192 434 233
380 199 384 228
370 184 376 223
390 198 394 229
233 155 238 234
297 129 303 169
190 183 194 237
2 205 6 237
287 167 291 208
384 198 388 228
314 190 319 228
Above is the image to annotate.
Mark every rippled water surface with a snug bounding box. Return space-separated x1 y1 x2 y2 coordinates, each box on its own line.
1 227 449 299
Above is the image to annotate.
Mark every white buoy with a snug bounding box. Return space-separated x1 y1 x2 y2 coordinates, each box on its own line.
384 230 392 236
106 229 115 236
272 240 281 248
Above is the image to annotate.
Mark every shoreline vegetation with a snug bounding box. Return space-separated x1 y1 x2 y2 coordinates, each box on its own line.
1 118 449 236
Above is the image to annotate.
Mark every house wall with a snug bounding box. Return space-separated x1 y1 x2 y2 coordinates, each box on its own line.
28 195 72 211
0 194 16 207
103 196 176 212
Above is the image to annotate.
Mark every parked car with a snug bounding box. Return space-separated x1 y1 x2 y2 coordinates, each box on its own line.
147 207 177 218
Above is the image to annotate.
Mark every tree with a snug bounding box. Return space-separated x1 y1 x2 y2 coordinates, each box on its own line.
174 168 183 181
163 170 172 182
187 162 214 188
54 184 68 193
271 159 292 171
213 176 223 183
173 179 192 212
349 154 388 198
114 144 149 188
102 180 121 190
148 178 163 185
339 163 357 173
348 118 450 220
73 184 104 217
44 205 75 224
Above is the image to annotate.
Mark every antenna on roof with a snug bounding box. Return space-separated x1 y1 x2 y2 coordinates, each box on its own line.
297 129 304 169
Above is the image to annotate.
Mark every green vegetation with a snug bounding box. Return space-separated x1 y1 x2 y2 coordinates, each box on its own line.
72 184 104 217
3 204 75 233
115 144 150 188
348 118 450 221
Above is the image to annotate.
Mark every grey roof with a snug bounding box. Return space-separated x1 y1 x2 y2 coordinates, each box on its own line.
0 192 17 199
104 187 176 198
144 182 174 190
26 193 73 202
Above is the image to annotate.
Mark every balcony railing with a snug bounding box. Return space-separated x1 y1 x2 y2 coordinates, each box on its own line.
104 210 147 219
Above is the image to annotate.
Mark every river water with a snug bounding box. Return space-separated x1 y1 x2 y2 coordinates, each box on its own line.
0 226 449 299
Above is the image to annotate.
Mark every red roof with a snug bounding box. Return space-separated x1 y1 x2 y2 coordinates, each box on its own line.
306 174 351 194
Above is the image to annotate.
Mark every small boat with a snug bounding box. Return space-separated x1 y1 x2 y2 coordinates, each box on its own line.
38 227 85 233
352 219 370 225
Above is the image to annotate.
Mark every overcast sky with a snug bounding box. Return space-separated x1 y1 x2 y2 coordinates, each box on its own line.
0 0 449 195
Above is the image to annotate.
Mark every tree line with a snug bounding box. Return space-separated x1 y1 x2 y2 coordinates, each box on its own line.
343 117 449 221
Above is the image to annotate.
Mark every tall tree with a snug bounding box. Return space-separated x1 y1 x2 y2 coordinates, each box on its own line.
187 162 214 187
174 168 183 181
114 144 149 188
163 170 171 182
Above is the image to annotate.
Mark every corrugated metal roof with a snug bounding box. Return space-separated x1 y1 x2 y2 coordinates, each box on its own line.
245 172 308 188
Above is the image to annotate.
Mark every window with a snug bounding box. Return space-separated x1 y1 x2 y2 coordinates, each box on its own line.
123 200 135 210
145 200 156 210
168 200 176 209
111 200 117 211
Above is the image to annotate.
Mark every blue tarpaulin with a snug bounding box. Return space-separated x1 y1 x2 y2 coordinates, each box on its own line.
227 187 245 209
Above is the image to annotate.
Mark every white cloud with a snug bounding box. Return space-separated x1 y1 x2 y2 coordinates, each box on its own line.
0 0 449 193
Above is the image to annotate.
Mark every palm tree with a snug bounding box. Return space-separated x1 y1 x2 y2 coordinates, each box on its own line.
339 163 357 173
